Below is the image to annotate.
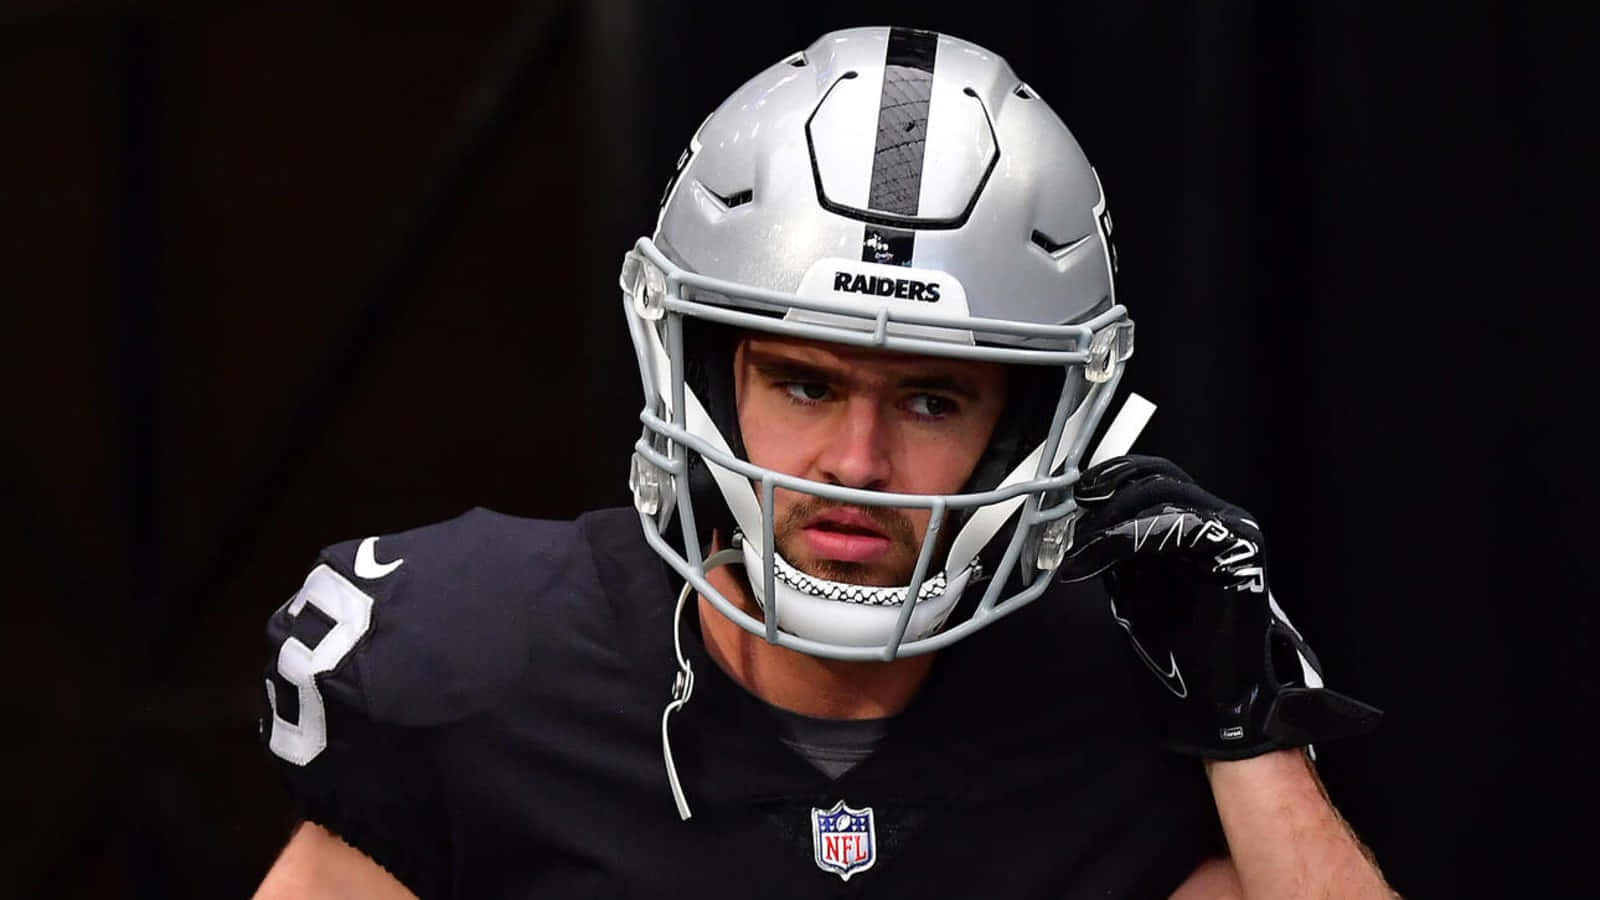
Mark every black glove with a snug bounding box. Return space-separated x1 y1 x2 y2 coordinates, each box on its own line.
1060 455 1382 759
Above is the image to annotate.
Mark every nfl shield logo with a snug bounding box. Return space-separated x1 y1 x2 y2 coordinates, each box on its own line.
810 800 877 881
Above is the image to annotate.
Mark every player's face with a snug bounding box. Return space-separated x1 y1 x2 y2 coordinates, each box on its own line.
734 333 1007 586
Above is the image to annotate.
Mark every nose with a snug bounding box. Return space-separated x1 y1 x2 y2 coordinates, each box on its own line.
817 396 893 491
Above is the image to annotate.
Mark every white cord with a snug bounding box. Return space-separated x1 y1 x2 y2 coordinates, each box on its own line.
660 548 743 821
660 580 697 819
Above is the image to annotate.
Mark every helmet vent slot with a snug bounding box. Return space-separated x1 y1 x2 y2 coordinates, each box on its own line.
1013 83 1036 99
705 185 753 210
785 52 807 67
1031 229 1092 257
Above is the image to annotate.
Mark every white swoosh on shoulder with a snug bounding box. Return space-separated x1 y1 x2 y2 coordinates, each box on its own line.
354 536 404 580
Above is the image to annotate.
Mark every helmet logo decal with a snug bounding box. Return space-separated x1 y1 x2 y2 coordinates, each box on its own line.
811 800 878 881
862 225 915 267
832 270 941 302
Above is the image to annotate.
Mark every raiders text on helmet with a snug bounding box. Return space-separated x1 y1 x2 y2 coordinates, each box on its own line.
832 272 942 302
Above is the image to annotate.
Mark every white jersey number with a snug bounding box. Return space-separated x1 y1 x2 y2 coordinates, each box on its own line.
264 564 375 765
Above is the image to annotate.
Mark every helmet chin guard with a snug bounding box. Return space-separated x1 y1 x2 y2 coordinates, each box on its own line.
736 535 980 649
621 27 1141 661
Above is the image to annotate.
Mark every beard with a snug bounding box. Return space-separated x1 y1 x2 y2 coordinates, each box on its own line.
772 495 925 587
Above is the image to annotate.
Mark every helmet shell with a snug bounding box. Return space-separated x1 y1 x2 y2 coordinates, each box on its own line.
655 27 1115 335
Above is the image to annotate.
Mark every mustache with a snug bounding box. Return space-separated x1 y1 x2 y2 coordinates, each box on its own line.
775 496 919 547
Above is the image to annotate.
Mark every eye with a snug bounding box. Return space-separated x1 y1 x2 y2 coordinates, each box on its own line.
782 382 830 404
907 394 958 419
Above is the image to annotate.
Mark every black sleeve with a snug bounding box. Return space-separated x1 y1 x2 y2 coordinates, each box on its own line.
258 508 582 898
260 557 451 898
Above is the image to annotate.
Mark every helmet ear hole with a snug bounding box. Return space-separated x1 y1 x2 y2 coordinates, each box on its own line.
684 451 735 551
681 319 745 458
680 318 746 551
959 365 1073 500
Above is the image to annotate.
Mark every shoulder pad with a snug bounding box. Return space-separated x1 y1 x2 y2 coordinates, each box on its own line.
269 508 596 730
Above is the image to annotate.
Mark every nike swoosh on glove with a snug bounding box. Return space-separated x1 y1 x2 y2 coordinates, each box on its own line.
1059 455 1382 759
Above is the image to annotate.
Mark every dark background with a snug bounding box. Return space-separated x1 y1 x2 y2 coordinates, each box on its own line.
3 0 1592 896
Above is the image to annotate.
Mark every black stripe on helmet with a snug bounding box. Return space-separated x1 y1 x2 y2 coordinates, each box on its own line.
861 27 939 266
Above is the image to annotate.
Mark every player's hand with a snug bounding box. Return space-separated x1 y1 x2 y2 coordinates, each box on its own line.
1058 455 1381 759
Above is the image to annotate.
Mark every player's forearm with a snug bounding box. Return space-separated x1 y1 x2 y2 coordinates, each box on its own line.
1204 749 1396 899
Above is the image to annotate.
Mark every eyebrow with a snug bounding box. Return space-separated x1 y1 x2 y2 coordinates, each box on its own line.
746 350 984 401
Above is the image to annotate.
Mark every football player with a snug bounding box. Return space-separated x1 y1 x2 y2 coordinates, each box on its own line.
256 27 1391 898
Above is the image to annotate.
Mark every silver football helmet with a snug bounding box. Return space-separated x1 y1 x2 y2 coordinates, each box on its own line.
622 26 1133 662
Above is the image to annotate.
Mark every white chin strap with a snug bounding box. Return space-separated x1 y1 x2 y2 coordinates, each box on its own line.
940 398 1096 575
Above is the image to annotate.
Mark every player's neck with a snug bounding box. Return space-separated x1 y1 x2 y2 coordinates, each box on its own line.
698 559 935 721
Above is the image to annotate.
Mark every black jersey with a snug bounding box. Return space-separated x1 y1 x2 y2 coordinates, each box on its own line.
261 506 1224 898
